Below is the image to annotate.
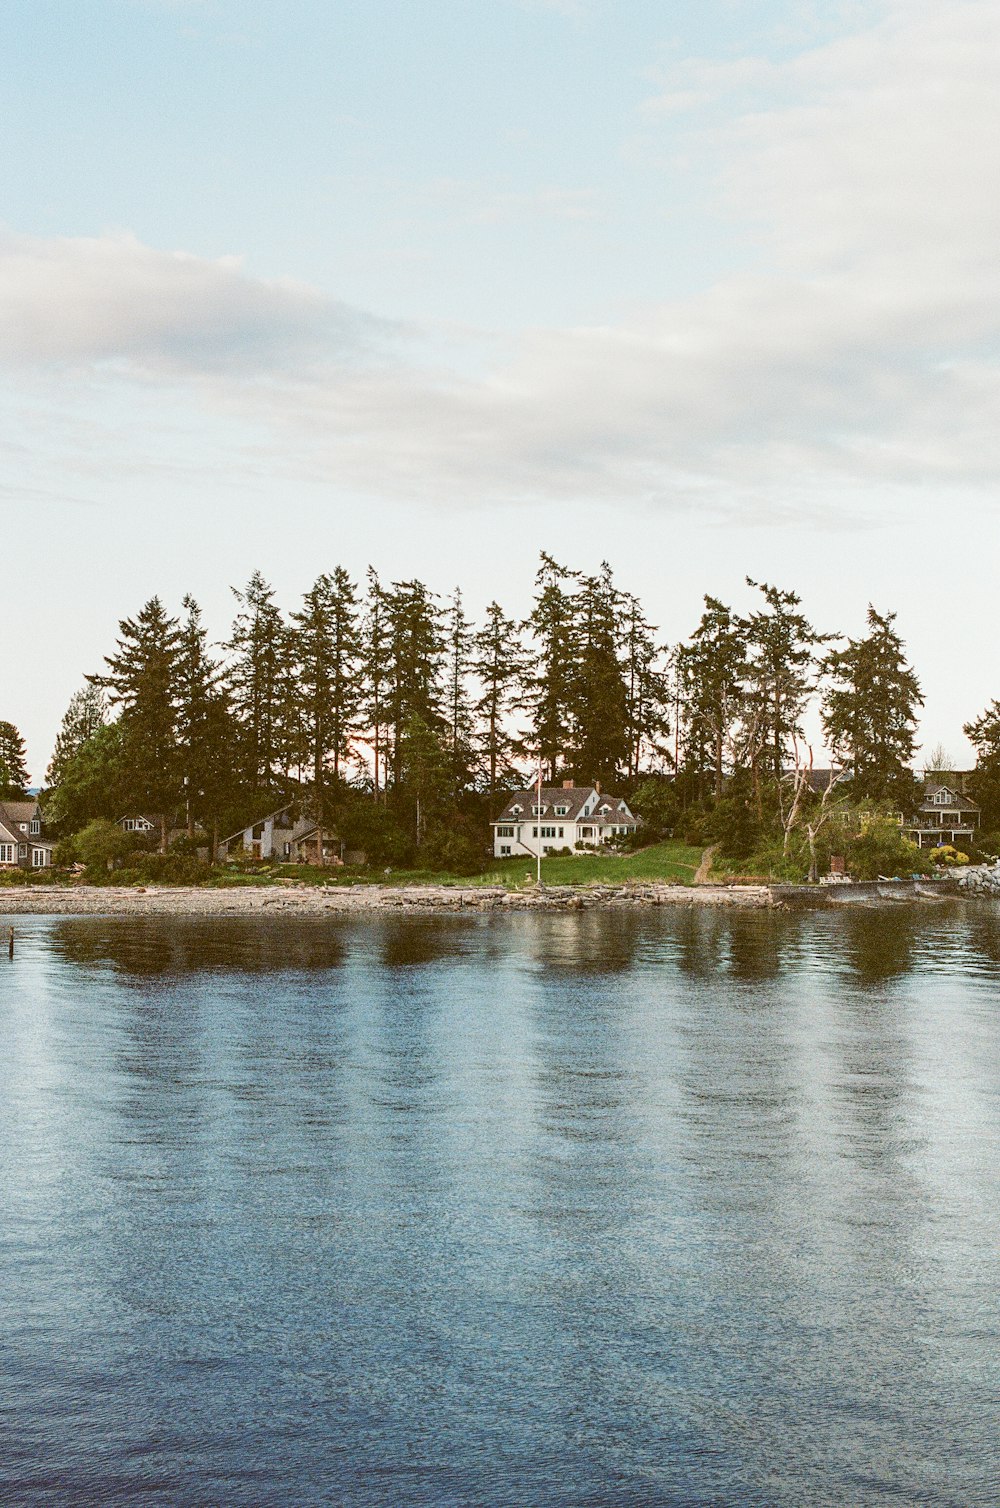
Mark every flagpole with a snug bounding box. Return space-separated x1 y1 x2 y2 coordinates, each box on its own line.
537 757 543 889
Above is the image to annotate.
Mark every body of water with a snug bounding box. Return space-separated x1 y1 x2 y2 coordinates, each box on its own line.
2 906 999 1505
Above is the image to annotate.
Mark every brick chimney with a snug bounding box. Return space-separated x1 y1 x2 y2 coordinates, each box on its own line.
562 779 574 789
594 780 601 793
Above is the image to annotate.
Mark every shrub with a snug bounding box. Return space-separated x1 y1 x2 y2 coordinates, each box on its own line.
73 819 141 874
844 819 932 881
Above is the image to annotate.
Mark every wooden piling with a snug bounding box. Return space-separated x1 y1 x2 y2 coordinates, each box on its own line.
7 927 13 960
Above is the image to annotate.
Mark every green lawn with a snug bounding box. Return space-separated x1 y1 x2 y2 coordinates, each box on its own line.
204 841 703 890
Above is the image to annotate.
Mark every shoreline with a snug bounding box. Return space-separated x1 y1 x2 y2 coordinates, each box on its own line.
0 875 975 916
0 881 775 915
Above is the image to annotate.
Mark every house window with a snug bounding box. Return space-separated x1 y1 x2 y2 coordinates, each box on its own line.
18 823 27 832
31 849 49 868
500 845 511 856
539 826 557 838
511 805 522 815
558 827 564 838
18 844 27 858
497 826 514 837
555 805 568 816
30 819 40 835
0 844 13 863
532 804 545 816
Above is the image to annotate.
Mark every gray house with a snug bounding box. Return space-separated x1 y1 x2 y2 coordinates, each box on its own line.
217 805 341 864
0 799 56 869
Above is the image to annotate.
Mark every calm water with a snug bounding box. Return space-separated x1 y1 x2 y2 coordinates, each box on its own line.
2 906 999 1507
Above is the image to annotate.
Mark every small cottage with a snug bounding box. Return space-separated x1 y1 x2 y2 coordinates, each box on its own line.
0 800 55 869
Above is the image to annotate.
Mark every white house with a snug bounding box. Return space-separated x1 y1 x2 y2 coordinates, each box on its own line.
492 781 639 859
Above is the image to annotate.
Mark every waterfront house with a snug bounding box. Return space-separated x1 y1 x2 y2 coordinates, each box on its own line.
217 805 341 864
902 783 980 850
0 799 55 869
492 780 639 859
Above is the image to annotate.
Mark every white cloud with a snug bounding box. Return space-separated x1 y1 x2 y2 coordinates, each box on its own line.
0 230 392 373
5 2 1000 515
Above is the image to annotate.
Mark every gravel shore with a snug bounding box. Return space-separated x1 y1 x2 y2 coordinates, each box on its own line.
0 881 774 915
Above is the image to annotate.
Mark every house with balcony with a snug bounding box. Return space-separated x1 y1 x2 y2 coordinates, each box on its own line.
492 780 639 859
902 783 980 850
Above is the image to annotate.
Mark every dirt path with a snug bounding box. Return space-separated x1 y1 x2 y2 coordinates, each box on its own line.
694 843 720 885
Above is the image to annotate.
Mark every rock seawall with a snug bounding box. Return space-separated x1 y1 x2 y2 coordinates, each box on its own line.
0 881 775 916
957 863 1000 897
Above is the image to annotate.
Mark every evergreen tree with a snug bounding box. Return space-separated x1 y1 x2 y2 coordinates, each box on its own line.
744 580 828 782
521 554 578 782
963 700 1000 830
474 601 529 797
176 595 236 845
362 568 391 801
384 579 445 786
572 562 629 784
46 686 109 790
621 594 670 782
227 571 286 790
92 596 181 849
443 587 477 796
677 597 748 798
822 606 923 804
44 723 127 831
291 574 339 843
0 721 30 798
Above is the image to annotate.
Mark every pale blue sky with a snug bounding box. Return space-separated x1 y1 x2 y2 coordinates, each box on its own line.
3 0 997 778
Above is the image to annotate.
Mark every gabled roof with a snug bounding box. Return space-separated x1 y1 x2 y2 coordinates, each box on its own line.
219 804 299 847
494 786 637 824
918 783 980 811
0 800 39 825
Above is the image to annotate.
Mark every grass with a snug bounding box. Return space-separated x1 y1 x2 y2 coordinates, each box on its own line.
209 841 703 889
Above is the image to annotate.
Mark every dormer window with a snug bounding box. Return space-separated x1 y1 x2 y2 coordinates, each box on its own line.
532 803 545 816
555 805 568 816
511 804 522 816
931 790 950 805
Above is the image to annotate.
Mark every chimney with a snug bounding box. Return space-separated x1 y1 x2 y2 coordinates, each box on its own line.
594 780 601 794
562 779 574 789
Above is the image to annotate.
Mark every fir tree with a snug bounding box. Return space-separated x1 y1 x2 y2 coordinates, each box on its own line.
572 562 629 784
443 588 477 796
677 597 749 798
521 554 578 782
176 595 235 844
0 721 30 798
92 596 181 849
822 606 923 804
744 580 828 783
45 685 109 790
384 579 445 786
964 700 1000 830
621 594 669 782
362 568 391 801
227 571 286 790
474 602 529 797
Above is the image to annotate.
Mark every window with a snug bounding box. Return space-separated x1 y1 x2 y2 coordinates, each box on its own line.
30 819 40 834
32 849 49 868
539 826 557 838
558 827 564 838
18 844 27 858
497 826 514 837
500 845 511 856
18 823 27 832
0 844 13 863
532 803 545 816
511 805 522 815
555 805 568 816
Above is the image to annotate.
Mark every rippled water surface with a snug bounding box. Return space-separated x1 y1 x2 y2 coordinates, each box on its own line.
2 905 999 1506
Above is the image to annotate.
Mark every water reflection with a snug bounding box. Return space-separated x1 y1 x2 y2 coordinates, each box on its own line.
3 907 1000 1507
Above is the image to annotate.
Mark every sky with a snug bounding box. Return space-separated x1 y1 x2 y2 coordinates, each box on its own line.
3 0 998 781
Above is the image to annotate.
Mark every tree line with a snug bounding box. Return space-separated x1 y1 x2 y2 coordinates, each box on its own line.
4 558 999 867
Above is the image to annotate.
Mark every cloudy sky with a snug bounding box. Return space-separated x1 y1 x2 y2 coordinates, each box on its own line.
4 0 998 780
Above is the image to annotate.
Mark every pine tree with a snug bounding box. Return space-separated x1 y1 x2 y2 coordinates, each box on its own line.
677 596 749 798
291 575 339 831
46 685 109 790
964 700 1000 830
822 606 923 804
621 594 669 782
443 588 477 797
570 562 629 784
362 568 391 801
176 595 235 845
227 571 286 790
0 721 30 798
521 554 578 782
384 579 445 786
744 580 828 782
92 596 181 849
474 602 529 797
